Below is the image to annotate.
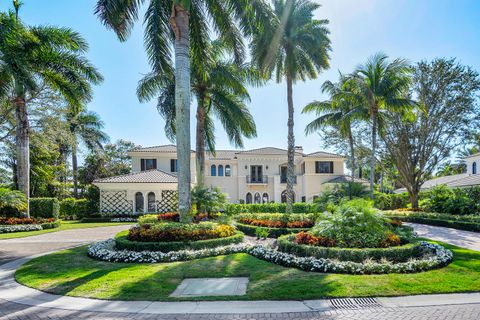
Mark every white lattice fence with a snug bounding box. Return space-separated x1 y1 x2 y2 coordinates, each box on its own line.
101 191 133 214
157 190 178 213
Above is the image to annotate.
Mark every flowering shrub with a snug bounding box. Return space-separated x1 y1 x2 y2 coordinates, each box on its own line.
294 231 336 247
0 217 55 225
88 240 452 274
128 222 236 242
0 224 43 233
237 213 316 229
157 212 179 222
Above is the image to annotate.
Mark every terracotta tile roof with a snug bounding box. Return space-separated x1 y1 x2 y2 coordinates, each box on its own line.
236 147 303 156
305 151 345 159
323 175 370 184
207 150 239 160
93 169 178 184
394 173 480 193
129 145 194 153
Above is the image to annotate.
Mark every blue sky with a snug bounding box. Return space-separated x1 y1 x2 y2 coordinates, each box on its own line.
2 0 480 156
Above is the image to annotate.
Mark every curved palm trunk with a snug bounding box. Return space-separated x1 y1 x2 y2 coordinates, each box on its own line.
286 74 295 214
171 4 192 223
14 96 30 217
195 96 206 187
348 126 355 200
72 140 78 198
370 109 378 199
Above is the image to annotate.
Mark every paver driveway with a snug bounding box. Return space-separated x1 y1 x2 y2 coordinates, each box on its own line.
0 223 479 319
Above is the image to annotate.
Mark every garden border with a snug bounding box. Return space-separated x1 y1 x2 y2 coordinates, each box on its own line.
235 222 310 238
388 215 480 233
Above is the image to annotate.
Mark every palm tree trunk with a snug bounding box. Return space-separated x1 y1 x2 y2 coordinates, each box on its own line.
72 140 78 198
196 95 206 187
370 109 377 199
171 4 192 223
14 96 30 217
286 73 295 214
348 126 355 200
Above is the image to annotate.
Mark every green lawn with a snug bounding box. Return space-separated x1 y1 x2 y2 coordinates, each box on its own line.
0 221 132 240
15 241 480 301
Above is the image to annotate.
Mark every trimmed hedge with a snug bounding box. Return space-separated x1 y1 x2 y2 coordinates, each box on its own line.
40 220 61 230
387 213 480 233
29 198 60 219
226 203 317 215
60 198 89 218
277 234 423 263
114 230 245 252
236 222 310 238
373 192 409 210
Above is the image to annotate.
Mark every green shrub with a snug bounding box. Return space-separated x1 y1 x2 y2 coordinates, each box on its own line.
235 222 310 238
385 210 480 232
255 227 269 239
277 235 422 263
225 203 317 215
40 220 61 229
29 198 60 219
115 230 244 252
421 185 478 215
0 188 27 217
84 185 100 215
373 192 409 210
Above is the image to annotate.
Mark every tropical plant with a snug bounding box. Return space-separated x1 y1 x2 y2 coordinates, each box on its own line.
95 0 270 223
348 53 413 199
303 74 367 184
0 187 27 215
191 186 227 215
0 9 102 215
65 107 108 197
251 0 331 213
138 40 260 186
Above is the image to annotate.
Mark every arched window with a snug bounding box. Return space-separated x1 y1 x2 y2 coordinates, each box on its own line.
254 192 261 204
225 165 231 176
473 162 477 175
211 165 217 176
147 192 156 212
281 190 295 203
246 192 252 204
262 193 269 203
218 165 224 176
135 192 144 213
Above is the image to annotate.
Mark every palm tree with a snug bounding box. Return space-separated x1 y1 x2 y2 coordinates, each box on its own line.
138 41 260 186
303 74 367 184
95 0 270 223
251 0 331 213
0 10 103 216
66 107 109 197
350 53 413 198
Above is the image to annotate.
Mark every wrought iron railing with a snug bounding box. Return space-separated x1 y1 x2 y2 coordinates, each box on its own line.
246 175 268 183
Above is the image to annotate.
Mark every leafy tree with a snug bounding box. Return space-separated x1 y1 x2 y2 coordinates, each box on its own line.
381 58 480 208
0 187 27 215
138 40 260 186
95 0 270 222
349 53 414 198
65 107 108 197
251 0 331 213
303 74 367 184
0 9 102 216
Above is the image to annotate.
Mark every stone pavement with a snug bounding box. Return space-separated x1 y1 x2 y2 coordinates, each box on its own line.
407 223 480 251
0 223 479 319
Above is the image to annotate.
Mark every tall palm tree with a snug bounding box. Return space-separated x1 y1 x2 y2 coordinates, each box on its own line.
251 0 331 213
66 107 109 197
95 0 270 222
0 10 103 216
350 53 413 198
303 74 367 183
138 41 261 186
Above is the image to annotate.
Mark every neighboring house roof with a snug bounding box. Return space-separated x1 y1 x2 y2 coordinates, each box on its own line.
93 169 178 184
236 147 299 155
305 151 345 159
394 173 477 193
323 175 369 184
465 152 480 159
129 145 194 153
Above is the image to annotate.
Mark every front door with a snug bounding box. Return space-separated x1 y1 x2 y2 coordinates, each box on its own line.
250 165 263 183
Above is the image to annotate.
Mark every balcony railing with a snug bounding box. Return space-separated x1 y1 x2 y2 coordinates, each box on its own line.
280 175 297 184
246 175 268 184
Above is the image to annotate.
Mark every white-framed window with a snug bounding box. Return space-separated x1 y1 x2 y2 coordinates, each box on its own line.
211 165 217 176
135 192 144 213
254 192 261 204
262 193 269 203
473 162 477 175
147 192 156 213
246 192 252 204
225 165 231 176
315 161 334 174
218 165 224 176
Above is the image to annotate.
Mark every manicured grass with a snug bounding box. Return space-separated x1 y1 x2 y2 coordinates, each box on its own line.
15 241 480 301
0 221 132 240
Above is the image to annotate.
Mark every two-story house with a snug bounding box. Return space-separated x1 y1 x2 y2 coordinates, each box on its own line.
93 145 358 214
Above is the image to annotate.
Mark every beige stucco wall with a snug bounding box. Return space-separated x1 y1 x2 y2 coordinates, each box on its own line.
130 152 197 183
466 154 480 175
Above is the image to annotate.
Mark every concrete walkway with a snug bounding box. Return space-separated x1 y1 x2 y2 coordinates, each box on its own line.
407 223 480 251
0 223 479 319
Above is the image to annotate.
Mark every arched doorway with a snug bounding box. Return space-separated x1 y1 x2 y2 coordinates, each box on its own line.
245 192 252 204
147 192 156 212
262 193 269 203
254 192 261 204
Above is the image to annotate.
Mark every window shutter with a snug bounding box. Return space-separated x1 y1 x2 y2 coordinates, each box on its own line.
170 159 174 172
141 159 145 171
330 161 334 173
153 159 157 169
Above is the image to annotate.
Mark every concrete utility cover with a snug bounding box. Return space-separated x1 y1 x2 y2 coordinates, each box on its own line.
170 277 249 297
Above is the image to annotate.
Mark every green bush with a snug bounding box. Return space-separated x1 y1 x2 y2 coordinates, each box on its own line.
84 185 100 215
60 198 90 218
373 192 409 210
225 203 317 215
40 220 61 230
385 210 480 232
0 188 27 217
29 198 60 219
235 222 310 238
277 235 422 263
115 230 244 252
421 185 478 215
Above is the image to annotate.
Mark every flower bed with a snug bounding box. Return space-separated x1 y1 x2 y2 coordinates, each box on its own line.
0 218 60 234
115 230 244 252
88 240 452 274
235 213 316 238
277 234 423 263
236 222 311 238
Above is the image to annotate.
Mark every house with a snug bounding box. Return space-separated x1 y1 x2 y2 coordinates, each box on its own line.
395 153 480 193
93 145 356 214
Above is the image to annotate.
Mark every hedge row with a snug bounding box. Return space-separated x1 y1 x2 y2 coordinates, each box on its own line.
59 198 90 218
226 203 317 215
277 235 423 263
114 230 244 252
235 222 310 238
29 198 60 219
387 214 480 233
40 220 61 229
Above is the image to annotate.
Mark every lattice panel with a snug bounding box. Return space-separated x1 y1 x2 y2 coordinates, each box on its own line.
157 190 178 213
101 191 132 214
